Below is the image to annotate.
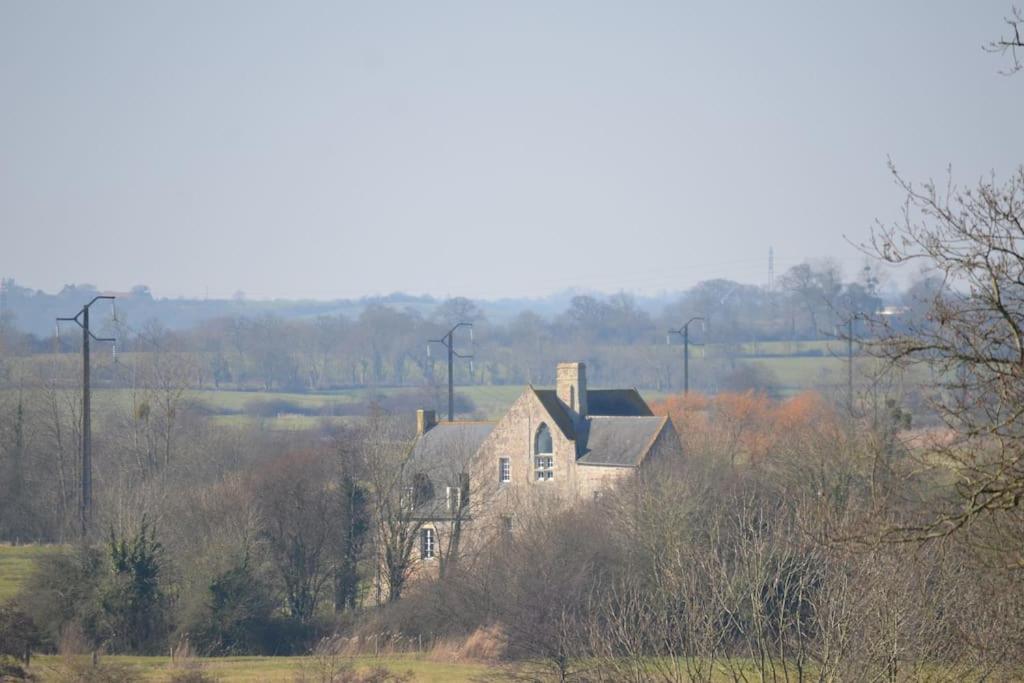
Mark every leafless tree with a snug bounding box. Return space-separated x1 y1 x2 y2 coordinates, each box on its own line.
865 163 1024 567
361 413 422 604
421 429 501 580
256 450 341 623
985 5 1024 74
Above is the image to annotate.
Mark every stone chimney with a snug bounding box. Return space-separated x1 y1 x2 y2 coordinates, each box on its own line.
416 409 437 436
556 362 588 421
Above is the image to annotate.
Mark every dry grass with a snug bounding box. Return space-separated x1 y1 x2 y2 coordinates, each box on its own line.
427 626 506 664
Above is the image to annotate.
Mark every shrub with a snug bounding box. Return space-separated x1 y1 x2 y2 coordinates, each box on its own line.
98 520 170 654
17 546 105 651
187 563 278 655
0 654 32 681
0 603 41 665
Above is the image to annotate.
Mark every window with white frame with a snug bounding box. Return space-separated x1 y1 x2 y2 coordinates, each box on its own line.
535 455 554 480
420 527 435 559
499 457 510 483
534 424 554 480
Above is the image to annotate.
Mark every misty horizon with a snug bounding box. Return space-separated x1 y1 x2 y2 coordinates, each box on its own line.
4 2 1021 301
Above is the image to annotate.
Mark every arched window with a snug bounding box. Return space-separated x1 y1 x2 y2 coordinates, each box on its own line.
534 423 554 481
569 386 576 411
534 423 552 454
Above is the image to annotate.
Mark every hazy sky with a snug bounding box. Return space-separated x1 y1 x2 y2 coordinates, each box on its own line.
2 1 1022 300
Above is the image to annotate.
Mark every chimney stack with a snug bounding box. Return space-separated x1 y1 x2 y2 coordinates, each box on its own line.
416 409 437 436
556 362 587 421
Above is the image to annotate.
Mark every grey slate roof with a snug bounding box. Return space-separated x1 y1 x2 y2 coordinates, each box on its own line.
576 416 670 467
531 387 653 440
408 421 495 521
587 389 653 417
532 389 576 439
530 387 665 466
409 421 495 471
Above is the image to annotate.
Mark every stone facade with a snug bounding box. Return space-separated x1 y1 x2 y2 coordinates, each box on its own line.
398 361 683 588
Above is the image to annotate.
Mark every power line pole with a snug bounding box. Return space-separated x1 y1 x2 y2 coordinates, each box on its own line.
668 317 705 394
428 322 473 422
57 295 116 538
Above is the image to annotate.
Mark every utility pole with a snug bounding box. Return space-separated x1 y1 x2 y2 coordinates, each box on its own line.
57 295 116 538
428 322 473 422
667 317 705 394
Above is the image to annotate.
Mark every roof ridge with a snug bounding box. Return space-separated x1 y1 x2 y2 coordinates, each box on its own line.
588 414 661 419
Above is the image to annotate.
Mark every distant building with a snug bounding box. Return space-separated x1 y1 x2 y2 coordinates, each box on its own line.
398 361 682 582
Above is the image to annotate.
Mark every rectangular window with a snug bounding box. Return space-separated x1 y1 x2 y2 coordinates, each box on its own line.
501 515 513 535
534 455 554 481
421 528 435 559
446 486 462 514
499 458 510 483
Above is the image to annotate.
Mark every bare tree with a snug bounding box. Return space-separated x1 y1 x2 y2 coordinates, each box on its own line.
256 451 340 623
866 164 1024 567
419 428 500 579
985 5 1024 74
361 413 422 603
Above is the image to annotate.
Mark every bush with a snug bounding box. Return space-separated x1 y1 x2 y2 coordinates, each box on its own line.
0 603 41 665
294 637 413 683
187 563 280 656
99 521 170 654
0 654 32 681
17 546 105 651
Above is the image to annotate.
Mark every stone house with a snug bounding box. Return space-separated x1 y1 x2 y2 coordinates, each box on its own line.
405 361 682 571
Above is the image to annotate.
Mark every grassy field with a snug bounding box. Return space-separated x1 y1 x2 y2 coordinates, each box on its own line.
28 654 493 682
0 544 59 602
4 342 912 431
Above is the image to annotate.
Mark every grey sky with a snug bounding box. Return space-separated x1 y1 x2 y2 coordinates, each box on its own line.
1 1 1021 300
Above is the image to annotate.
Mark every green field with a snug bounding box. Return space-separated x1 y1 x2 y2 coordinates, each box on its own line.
28 654 492 682
4 342 913 431
122 385 523 422
0 544 59 603
26 655 990 683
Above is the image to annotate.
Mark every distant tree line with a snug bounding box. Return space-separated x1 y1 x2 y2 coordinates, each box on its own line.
1 261 942 396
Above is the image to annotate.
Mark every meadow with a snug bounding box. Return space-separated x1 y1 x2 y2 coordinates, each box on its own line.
3 342 896 431
27 654 493 682
0 544 59 603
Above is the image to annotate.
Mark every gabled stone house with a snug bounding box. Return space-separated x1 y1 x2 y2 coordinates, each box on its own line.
405 362 682 568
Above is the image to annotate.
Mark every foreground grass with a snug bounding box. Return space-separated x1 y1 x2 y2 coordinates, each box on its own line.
0 544 60 602
29 654 493 682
